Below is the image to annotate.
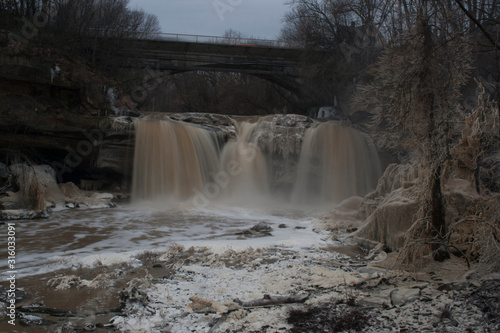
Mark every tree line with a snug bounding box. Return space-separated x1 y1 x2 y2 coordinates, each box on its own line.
281 0 499 262
1 0 160 66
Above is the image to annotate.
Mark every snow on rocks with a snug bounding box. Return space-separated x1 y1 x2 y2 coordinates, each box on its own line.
102 245 500 333
47 272 116 290
109 247 352 333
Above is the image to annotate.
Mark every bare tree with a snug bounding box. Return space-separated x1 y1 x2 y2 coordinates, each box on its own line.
280 0 391 109
0 0 44 17
353 0 473 261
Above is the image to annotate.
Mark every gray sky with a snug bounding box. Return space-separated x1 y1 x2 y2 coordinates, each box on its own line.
128 0 290 40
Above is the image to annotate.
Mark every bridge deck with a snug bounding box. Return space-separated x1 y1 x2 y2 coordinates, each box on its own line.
102 37 304 77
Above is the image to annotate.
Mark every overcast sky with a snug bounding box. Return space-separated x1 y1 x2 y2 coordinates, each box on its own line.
128 0 290 40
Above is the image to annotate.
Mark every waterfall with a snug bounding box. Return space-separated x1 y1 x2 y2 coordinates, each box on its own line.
291 122 382 205
218 121 270 205
132 119 221 202
132 116 381 207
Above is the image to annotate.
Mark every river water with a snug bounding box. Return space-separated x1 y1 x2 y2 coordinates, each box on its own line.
0 203 328 279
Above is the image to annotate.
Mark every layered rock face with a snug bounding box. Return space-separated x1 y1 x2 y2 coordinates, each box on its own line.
252 114 314 193
0 50 140 188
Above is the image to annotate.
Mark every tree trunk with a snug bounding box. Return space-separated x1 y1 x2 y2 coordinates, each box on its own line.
419 1 450 261
430 163 450 261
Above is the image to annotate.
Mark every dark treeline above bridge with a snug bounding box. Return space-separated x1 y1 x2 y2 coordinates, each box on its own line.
0 0 160 39
1 0 160 62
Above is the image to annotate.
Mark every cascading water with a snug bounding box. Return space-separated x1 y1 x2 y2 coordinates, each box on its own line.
132 119 222 202
132 115 382 207
291 122 382 205
218 121 270 205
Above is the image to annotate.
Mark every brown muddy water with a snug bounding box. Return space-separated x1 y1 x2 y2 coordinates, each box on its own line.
0 204 330 331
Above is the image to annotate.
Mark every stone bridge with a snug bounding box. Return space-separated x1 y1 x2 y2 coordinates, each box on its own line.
99 33 304 94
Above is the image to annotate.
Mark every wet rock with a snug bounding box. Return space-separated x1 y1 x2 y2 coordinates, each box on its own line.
442 318 459 327
0 191 17 211
237 222 274 237
18 304 73 317
0 287 29 302
278 224 287 228
273 114 314 128
0 302 6 320
390 287 421 306
0 209 49 220
84 323 97 331
143 113 236 141
18 312 56 327
251 222 273 233
169 113 234 127
119 286 150 309
95 117 136 178
250 115 314 191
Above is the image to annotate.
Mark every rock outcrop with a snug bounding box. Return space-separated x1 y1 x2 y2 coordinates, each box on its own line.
352 156 498 254
0 46 140 187
0 164 115 215
252 114 314 192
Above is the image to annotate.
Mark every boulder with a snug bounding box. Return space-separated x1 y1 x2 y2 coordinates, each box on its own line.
390 287 421 306
319 196 366 237
238 222 273 237
354 186 420 251
59 182 115 208
9 164 65 209
251 221 273 233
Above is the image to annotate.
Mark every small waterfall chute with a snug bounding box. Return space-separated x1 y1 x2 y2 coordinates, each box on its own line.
132 119 221 203
218 121 270 205
291 122 381 205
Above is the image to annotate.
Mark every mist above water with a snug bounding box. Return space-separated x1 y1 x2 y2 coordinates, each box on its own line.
132 116 381 209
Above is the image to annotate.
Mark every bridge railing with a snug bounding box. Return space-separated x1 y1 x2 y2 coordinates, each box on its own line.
129 31 294 48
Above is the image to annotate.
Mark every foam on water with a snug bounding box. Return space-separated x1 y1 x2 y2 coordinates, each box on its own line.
0 204 327 278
